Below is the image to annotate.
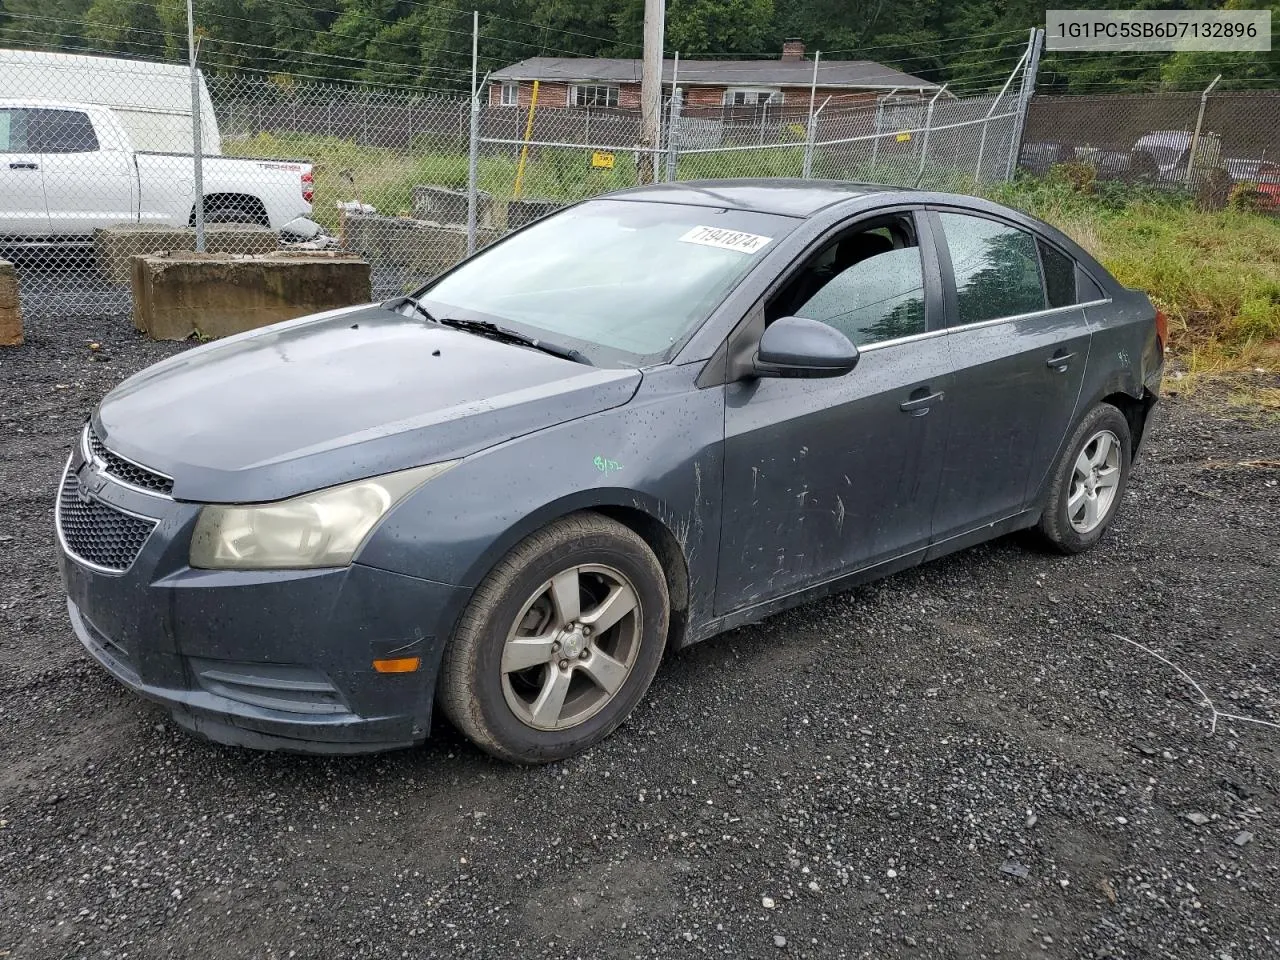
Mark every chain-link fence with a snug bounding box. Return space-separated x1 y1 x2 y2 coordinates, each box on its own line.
1017 89 1280 212
4 38 1278 324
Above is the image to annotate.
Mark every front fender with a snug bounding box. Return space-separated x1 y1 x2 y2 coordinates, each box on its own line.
356 365 725 635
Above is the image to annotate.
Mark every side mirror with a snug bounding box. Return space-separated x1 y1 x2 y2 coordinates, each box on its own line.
752 316 859 379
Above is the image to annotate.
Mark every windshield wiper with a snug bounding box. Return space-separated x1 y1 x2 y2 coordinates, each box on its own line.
395 296 435 322
432 316 591 365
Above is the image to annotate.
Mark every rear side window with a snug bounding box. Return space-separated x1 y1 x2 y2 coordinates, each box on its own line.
33 110 99 153
1039 241 1077 308
0 109 31 153
938 212 1044 324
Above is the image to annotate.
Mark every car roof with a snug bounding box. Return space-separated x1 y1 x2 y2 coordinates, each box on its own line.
609 178 910 218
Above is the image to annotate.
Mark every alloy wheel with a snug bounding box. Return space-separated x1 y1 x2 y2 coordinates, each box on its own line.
1068 429 1122 534
500 563 643 731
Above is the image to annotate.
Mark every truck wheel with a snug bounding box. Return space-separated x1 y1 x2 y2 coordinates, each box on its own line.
438 513 669 764
202 203 269 227
1038 403 1132 554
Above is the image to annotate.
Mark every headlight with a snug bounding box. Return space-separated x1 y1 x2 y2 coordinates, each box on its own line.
189 461 459 570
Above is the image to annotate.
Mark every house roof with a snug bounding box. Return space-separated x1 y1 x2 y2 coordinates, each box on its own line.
489 57 937 91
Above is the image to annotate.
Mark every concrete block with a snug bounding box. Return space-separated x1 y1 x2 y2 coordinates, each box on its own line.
131 251 371 341
0 259 21 346
506 198 562 231
95 224 281 284
411 185 495 228
342 214 500 278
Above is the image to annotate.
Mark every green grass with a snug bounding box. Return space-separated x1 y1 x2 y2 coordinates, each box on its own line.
984 176 1280 371
226 131 1279 372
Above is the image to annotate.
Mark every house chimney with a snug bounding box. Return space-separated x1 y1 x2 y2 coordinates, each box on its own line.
781 38 805 62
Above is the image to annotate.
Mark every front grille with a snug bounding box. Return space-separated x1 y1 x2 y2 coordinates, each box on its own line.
57 471 157 572
86 425 174 496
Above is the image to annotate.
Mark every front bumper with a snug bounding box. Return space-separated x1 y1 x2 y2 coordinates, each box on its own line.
58 451 473 754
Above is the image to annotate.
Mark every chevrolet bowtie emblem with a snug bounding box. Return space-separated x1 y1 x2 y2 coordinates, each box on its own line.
75 462 108 502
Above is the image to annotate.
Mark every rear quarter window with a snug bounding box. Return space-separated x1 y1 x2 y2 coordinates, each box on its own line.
1039 241 1077 308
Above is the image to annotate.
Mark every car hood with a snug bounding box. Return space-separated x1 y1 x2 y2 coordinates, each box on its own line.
95 304 642 503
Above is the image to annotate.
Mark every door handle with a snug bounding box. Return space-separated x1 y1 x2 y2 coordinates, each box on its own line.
9 162 38 170
1046 352 1076 371
900 390 944 416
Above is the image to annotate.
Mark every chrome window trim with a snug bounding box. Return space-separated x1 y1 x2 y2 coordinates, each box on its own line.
82 423 175 500
858 297 1112 353
55 454 160 576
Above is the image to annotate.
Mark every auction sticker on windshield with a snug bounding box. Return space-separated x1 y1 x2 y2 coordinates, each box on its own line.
679 226 773 254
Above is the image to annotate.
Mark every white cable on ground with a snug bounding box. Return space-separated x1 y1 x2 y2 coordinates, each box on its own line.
1109 633 1280 736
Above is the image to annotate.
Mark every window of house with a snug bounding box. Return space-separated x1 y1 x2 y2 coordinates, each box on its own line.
33 109 99 153
724 88 781 107
937 212 1044 325
571 84 620 108
769 216 927 347
0 108 31 153
500 82 519 107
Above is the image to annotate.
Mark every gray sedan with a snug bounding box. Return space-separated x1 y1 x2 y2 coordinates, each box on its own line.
56 180 1164 762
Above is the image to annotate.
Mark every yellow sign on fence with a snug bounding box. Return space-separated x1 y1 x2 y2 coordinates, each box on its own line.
896 132 912 143
591 151 616 169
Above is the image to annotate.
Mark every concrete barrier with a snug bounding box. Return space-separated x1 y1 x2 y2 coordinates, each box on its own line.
131 251 371 341
342 214 499 278
0 259 21 346
506 198 562 231
411 185 496 228
95 224 281 284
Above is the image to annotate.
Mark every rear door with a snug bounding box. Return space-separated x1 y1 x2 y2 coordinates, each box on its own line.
928 209 1093 537
36 108 136 235
0 107 49 236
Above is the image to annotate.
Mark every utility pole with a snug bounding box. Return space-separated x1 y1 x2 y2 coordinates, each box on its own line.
640 0 666 182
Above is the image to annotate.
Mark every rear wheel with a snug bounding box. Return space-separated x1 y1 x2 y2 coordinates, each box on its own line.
438 513 669 763
200 199 270 227
1037 403 1132 553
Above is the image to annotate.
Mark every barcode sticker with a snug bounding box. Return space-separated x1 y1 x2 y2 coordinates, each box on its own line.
678 225 773 254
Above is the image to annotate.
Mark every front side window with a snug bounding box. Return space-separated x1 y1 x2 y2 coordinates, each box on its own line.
938 212 1044 325
500 82 519 106
422 199 793 366
770 215 926 347
572 84 619 108
33 109 99 153
0 108 31 153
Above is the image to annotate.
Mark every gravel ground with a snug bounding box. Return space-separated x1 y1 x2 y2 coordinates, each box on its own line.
2 312 1278 960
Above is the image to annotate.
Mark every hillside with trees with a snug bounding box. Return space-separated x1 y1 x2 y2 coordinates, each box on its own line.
0 0 1276 93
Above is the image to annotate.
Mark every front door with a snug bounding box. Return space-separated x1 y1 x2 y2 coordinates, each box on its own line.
0 107 49 237
927 209 1092 537
715 210 951 614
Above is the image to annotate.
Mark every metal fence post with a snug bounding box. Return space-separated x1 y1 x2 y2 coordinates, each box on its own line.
665 87 682 181
1186 74 1222 189
1006 28 1043 182
186 0 205 252
915 84 948 186
466 10 480 256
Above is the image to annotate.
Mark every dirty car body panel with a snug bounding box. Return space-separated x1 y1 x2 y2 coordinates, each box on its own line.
56 180 1163 754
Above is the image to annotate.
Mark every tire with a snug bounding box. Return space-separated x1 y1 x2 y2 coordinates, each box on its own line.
1037 402 1133 554
438 513 669 764
202 203 270 227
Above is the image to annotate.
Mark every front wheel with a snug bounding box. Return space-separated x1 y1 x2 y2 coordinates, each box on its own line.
1037 403 1133 553
438 513 669 763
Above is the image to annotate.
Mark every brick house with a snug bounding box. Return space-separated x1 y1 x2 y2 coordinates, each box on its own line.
487 40 937 115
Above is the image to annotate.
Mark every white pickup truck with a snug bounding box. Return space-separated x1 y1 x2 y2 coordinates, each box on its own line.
0 99 316 242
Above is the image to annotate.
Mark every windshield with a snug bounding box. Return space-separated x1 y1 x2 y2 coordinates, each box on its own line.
419 198 795 366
